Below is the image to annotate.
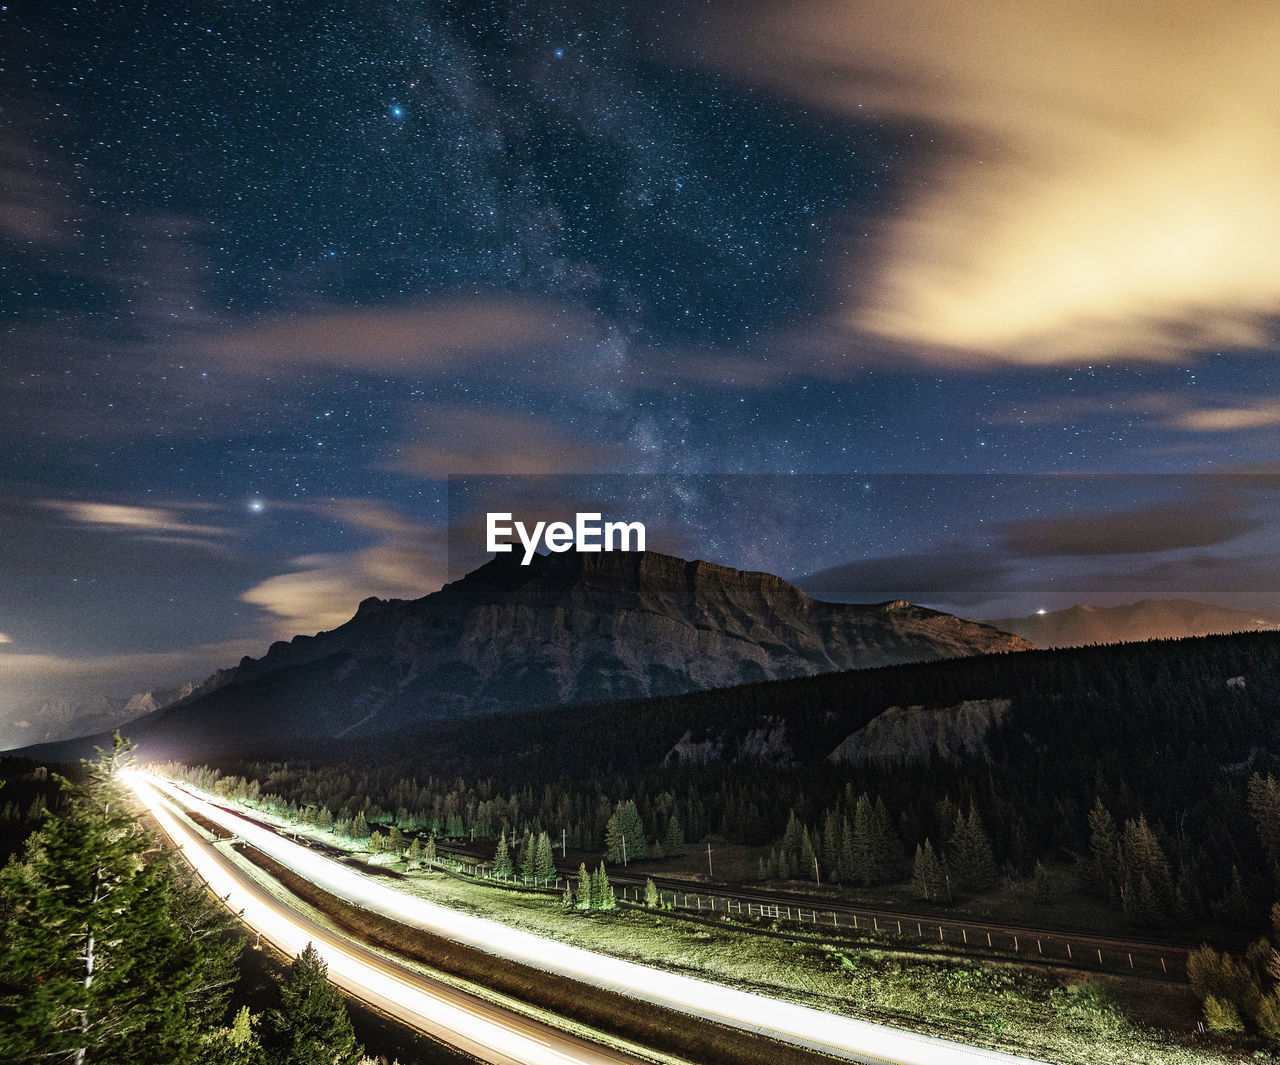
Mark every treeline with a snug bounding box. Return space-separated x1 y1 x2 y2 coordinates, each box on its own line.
163 632 1280 933
0 739 379 1065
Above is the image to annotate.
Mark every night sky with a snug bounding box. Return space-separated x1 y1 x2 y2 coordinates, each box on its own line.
3 1 1279 730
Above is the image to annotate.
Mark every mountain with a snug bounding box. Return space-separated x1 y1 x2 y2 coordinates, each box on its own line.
988 598 1280 648
11 550 1032 762
1 682 197 750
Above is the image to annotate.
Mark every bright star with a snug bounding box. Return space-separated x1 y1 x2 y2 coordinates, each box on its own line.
390 105 404 119
248 499 265 514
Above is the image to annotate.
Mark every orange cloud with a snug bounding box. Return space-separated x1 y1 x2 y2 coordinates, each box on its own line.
393 406 630 477
203 299 580 374
1178 399 1280 432
704 0 1280 364
38 500 230 545
239 502 447 636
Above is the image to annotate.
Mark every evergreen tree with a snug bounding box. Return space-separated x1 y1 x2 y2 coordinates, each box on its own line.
821 809 843 883
262 944 362 1065
576 863 591 911
533 832 556 886
202 1006 262 1065
519 830 537 883
351 811 369 841
1082 797 1121 900
0 736 240 1065
423 836 437 868
604 800 645 865
948 804 997 893
491 830 513 880
1121 815 1174 926
663 811 684 856
911 839 949 902
870 798 901 882
644 877 660 908
1249 773 1280 883
849 795 876 886
591 863 616 910
406 837 422 866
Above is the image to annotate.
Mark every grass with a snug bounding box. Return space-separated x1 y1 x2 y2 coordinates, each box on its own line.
387 864 1260 1065
197 795 1266 1063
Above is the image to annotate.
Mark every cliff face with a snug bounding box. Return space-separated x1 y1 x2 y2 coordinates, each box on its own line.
20 551 1032 760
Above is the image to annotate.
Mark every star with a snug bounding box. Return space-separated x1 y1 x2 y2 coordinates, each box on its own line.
248 499 265 514
390 105 404 119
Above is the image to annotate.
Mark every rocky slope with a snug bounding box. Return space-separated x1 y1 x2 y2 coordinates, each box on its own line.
14 550 1032 760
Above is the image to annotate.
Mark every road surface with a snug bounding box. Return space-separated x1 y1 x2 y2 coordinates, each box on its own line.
133 773 657 1065
134 773 1047 1065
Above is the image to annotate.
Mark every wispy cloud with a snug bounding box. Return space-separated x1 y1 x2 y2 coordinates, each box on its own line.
704 0 1280 364
238 500 447 636
202 299 579 374
37 500 231 551
997 496 1260 557
1177 399 1280 432
392 406 631 477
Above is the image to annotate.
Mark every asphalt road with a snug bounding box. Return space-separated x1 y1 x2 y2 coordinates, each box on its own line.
138 773 1049 1065
132 773 656 1065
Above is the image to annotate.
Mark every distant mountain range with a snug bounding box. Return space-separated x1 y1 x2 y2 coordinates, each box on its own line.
2 682 196 750
9 550 1031 762
988 598 1280 648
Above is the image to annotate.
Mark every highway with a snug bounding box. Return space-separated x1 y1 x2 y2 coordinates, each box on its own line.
133 772 1047 1065
131 772 657 1065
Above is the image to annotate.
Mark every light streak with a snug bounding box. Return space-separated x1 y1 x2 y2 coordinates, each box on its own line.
135 773 1046 1065
130 773 644 1065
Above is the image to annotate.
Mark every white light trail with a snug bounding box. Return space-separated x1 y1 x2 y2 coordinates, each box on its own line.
130 773 645 1065
140 773 1046 1065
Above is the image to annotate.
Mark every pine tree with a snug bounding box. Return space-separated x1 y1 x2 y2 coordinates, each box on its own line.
870 797 901 883
351 811 369 840
849 795 876 886
821 809 843 883
491 830 513 880
948 804 996 893
1121 815 1173 926
604 800 645 865
0 736 241 1065
262 943 362 1065
911 839 949 902
406 837 422 866
576 862 591 911
663 811 684 856
519 830 537 883
1082 797 1121 900
533 832 556 886
202 1006 262 1065
645 877 660 908
591 863 616 910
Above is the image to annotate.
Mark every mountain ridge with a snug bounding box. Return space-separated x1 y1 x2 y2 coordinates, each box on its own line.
8 549 1032 762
